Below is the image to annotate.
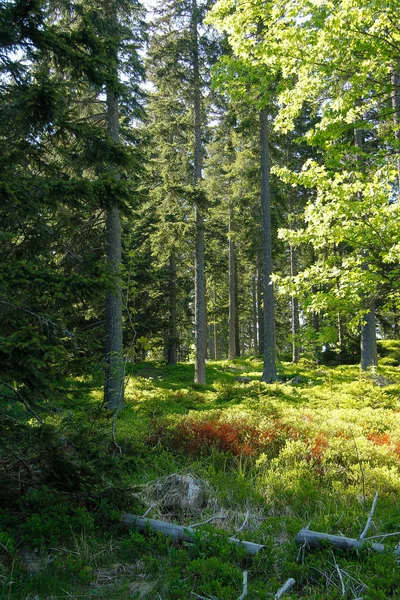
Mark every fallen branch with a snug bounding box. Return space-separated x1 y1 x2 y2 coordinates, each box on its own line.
274 578 296 599
122 514 265 555
190 516 227 528
359 491 378 540
295 528 400 556
238 571 248 600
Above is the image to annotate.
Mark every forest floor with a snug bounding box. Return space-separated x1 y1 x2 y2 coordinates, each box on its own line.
2 344 400 599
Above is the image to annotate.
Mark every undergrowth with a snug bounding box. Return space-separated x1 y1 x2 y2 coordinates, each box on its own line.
1 346 400 599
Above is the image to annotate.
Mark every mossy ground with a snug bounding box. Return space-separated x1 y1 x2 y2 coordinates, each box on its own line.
2 346 400 599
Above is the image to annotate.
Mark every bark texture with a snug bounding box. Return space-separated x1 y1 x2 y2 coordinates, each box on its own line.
166 253 177 365
192 0 206 384
355 127 378 370
104 84 124 411
392 65 400 194
259 109 277 382
228 205 240 359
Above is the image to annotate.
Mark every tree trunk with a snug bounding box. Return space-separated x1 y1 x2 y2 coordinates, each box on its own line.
257 262 264 355
192 0 206 384
289 194 300 363
213 280 218 360
259 109 277 382
392 65 400 194
252 275 258 354
290 261 300 363
104 82 124 411
355 127 378 370
167 253 177 365
228 204 240 359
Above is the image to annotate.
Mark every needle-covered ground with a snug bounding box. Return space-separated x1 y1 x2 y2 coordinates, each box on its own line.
1 343 400 599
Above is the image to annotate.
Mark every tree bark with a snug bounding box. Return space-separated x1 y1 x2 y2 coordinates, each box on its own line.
228 204 240 359
259 109 277 382
192 0 206 384
392 64 400 194
213 280 218 360
167 253 177 365
355 127 378 370
257 263 264 355
289 194 300 363
252 275 258 354
104 81 124 411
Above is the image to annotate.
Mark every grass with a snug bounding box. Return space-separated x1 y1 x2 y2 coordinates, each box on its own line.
2 349 400 599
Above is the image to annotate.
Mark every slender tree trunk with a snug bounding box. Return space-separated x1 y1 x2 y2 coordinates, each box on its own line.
290 248 300 364
257 263 264 355
192 0 206 384
228 204 240 359
289 196 300 363
392 65 400 194
213 280 218 360
252 275 258 354
167 253 177 365
355 127 378 370
259 109 277 382
104 81 124 410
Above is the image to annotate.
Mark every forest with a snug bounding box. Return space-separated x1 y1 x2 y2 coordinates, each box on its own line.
1 0 400 598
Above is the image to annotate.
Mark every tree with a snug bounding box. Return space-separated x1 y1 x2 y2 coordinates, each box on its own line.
209 0 400 368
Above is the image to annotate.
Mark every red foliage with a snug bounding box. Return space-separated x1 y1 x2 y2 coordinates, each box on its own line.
367 432 392 446
311 433 329 460
394 442 400 458
170 416 298 458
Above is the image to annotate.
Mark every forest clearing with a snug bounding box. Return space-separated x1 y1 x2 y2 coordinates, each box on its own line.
2 349 400 599
1 0 400 598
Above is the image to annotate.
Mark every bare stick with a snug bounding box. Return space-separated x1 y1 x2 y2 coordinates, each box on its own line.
236 510 250 534
359 492 378 540
190 516 227 528
274 578 296 599
142 504 156 518
331 552 345 596
238 571 248 600
363 531 400 542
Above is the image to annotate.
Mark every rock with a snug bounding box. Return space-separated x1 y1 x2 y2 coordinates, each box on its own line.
20 548 41 574
236 376 252 384
288 375 302 384
155 474 207 515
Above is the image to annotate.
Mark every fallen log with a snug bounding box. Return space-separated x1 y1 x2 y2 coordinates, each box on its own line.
122 514 265 555
295 528 400 555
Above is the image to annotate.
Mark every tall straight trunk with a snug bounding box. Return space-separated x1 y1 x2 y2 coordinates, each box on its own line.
167 253 177 365
289 196 300 363
192 0 206 384
213 280 218 360
252 275 258 354
257 263 264 355
104 81 124 411
208 323 215 359
259 109 277 382
392 65 400 194
361 300 378 369
228 204 240 359
355 127 378 370
290 245 300 363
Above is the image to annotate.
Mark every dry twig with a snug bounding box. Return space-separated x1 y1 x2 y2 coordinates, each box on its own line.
359 492 378 540
274 578 296 599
